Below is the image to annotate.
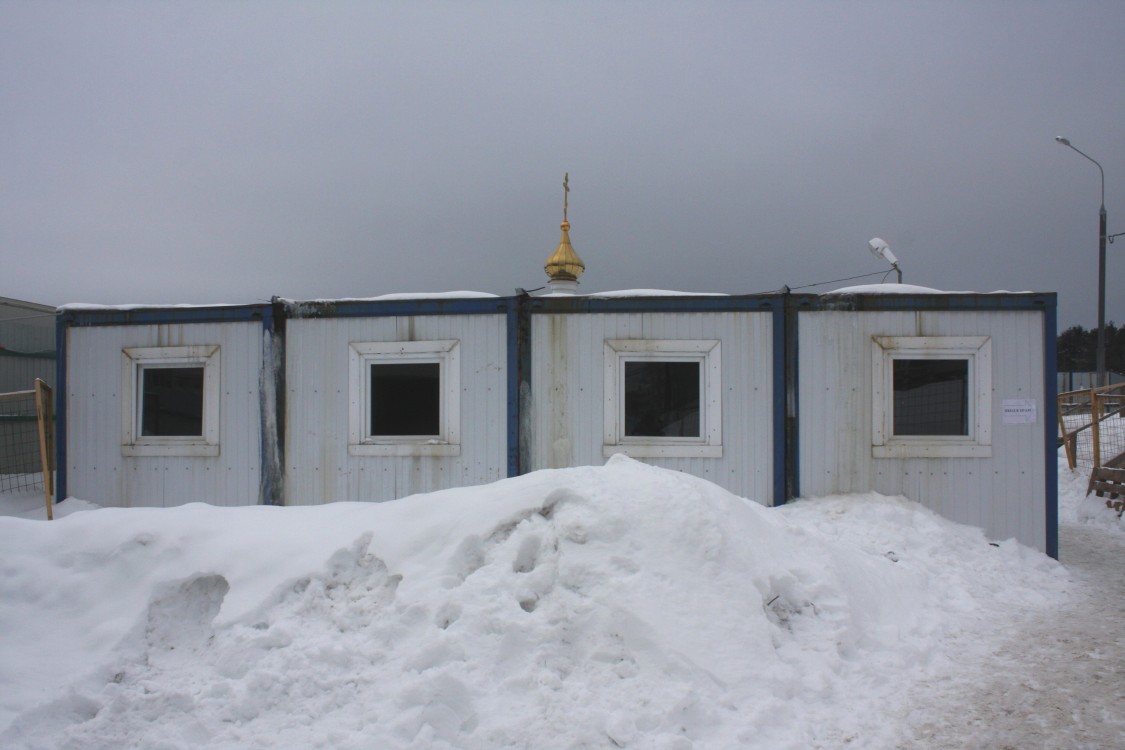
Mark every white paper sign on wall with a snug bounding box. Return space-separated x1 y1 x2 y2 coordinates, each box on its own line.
1002 399 1037 425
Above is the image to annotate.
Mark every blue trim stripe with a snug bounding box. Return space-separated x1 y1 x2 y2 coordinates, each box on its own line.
257 305 283 507
54 312 67 503
1043 301 1059 559
61 305 270 327
62 299 513 328
281 298 512 319
529 295 782 314
506 304 520 477
66 292 1051 324
805 292 1053 313
771 300 788 505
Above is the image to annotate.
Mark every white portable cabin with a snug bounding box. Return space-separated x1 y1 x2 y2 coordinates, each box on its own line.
524 294 781 505
795 290 1057 554
56 289 1057 555
58 305 271 508
280 295 512 505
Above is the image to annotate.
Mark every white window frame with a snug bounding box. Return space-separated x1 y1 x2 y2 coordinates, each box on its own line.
121 345 221 457
348 340 460 457
603 339 722 458
872 336 991 458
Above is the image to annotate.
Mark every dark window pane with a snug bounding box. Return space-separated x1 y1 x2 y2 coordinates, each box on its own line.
624 361 700 437
893 359 968 436
371 362 440 436
141 367 204 436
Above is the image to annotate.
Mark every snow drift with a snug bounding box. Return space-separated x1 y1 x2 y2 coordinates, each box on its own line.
0 456 1065 749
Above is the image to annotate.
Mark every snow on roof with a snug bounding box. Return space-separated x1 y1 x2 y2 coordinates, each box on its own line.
58 302 254 312
59 292 501 312
826 283 1034 295
558 289 729 298
826 283 949 295
294 291 501 302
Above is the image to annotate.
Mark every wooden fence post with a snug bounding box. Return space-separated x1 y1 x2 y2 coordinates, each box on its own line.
34 379 53 521
1091 387 1103 469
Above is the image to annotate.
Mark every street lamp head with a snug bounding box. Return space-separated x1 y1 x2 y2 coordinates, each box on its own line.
868 237 898 265
1055 136 1071 146
868 237 903 283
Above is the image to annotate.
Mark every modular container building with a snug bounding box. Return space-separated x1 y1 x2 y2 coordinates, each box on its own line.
56 288 1057 555
795 292 1056 553
524 295 783 506
59 304 272 508
280 296 513 505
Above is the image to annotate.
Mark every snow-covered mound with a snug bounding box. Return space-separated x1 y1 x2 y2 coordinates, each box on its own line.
827 282 947 294
0 457 1065 749
825 283 1036 296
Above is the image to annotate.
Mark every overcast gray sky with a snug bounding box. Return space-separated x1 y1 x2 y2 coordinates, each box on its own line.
3 1 1123 330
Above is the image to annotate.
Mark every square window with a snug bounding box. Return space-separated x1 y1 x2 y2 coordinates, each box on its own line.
122 346 220 456
604 340 721 458
370 362 440 436
892 359 968 436
872 336 991 458
624 361 701 437
349 340 460 456
141 366 205 437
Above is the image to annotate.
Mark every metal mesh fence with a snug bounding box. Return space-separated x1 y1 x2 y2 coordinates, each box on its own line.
1058 384 1125 471
0 389 44 492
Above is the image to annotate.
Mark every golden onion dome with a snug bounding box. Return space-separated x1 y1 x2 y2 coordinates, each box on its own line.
544 220 585 282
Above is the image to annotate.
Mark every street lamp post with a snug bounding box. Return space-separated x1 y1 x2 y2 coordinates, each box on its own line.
1056 136 1108 387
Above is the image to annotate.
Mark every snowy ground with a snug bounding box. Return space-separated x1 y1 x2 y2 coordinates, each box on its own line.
887 462 1125 749
0 454 1120 749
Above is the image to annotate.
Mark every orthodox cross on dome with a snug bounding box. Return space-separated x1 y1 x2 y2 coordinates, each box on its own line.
563 172 569 223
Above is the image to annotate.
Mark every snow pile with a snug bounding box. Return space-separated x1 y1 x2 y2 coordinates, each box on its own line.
1057 452 1125 531
0 457 1066 749
0 488 97 520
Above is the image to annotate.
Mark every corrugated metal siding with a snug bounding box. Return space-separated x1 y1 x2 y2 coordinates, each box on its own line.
0 308 56 391
65 322 264 508
284 314 508 504
798 310 1046 549
529 312 775 504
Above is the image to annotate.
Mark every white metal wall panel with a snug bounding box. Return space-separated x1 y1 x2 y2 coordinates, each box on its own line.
529 312 775 504
65 322 264 508
798 310 1046 550
284 314 508 504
